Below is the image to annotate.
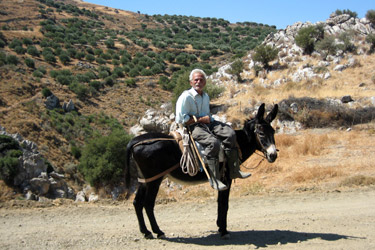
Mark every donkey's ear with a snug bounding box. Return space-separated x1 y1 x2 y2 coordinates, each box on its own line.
256 103 265 120
265 104 278 123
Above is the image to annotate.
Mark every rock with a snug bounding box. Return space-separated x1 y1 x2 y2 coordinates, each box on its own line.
341 95 354 103
21 140 38 153
290 103 298 113
45 94 60 110
62 99 75 112
334 65 346 71
25 190 37 201
75 191 86 202
30 177 50 195
88 193 99 202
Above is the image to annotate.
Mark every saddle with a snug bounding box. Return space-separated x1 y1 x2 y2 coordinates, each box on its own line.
169 130 224 163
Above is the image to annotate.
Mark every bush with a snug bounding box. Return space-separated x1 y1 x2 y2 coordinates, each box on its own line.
295 26 321 55
335 9 358 18
315 36 337 56
0 135 21 186
78 129 132 187
24 58 35 68
228 59 244 82
59 52 70 65
42 87 52 97
252 44 278 69
14 45 26 54
27 45 40 57
43 53 56 64
366 10 375 25
33 70 44 78
366 33 375 53
6 55 19 65
125 78 136 87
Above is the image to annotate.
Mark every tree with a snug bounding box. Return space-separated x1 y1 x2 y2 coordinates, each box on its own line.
252 44 278 69
78 130 132 187
59 52 70 65
229 59 244 82
24 58 35 68
315 36 337 57
366 9 375 25
295 26 320 55
335 9 358 18
366 33 375 53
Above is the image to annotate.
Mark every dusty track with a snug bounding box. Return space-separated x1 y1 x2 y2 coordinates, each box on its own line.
0 188 374 249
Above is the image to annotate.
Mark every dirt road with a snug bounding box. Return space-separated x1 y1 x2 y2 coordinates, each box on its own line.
0 188 374 250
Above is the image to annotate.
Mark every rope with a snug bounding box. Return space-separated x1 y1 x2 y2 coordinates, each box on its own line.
179 132 200 176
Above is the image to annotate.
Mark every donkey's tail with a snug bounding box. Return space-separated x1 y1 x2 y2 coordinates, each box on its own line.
125 140 135 190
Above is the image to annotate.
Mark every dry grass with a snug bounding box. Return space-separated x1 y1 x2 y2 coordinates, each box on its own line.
218 54 375 116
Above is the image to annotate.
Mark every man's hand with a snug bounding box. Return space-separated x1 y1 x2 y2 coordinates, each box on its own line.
197 115 210 124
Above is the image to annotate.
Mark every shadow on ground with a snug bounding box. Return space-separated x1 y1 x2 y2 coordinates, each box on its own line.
165 229 362 247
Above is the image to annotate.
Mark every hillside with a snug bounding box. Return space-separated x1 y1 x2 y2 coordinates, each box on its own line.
0 0 375 201
0 0 276 198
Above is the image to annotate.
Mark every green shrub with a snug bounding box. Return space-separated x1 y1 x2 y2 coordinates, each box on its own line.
366 33 375 53
335 9 358 18
70 144 81 159
315 36 337 56
59 52 70 65
14 45 26 54
9 39 22 49
27 45 40 57
24 58 35 68
78 129 132 187
0 156 19 185
43 53 56 64
6 55 19 65
85 53 95 62
22 38 33 45
252 44 278 69
228 59 244 82
33 70 44 78
0 135 21 186
366 10 375 25
42 87 52 97
295 26 321 55
125 78 136 87
69 82 88 99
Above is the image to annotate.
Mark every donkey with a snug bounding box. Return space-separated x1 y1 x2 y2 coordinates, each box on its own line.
125 103 278 239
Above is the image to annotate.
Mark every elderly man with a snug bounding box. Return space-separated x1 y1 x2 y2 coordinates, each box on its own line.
175 69 251 191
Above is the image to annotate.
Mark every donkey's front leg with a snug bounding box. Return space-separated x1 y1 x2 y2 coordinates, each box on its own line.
217 180 232 239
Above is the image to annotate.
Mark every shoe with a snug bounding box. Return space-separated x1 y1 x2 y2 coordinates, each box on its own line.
225 149 251 179
206 158 228 191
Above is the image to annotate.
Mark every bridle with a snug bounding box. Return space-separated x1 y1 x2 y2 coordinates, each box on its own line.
241 121 278 170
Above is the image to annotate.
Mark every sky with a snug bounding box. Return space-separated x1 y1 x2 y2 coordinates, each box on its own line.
83 0 374 29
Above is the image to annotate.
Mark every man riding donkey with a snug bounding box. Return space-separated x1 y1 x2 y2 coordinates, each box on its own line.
175 68 251 191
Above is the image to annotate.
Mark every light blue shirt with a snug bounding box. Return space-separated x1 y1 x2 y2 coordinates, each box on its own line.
175 88 213 125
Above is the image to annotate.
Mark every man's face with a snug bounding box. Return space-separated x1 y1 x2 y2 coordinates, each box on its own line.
190 72 206 95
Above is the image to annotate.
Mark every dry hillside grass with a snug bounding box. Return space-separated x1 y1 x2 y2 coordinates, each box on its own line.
221 53 375 124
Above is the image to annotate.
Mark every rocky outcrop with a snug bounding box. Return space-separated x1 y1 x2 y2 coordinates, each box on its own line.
0 125 75 201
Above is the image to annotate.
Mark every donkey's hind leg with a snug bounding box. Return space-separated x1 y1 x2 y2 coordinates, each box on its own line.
144 178 165 239
133 184 153 239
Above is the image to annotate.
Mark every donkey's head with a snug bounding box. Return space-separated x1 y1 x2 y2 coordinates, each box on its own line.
244 103 278 163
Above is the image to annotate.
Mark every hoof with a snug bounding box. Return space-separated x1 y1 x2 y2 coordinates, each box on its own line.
157 233 166 239
144 233 154 239
221 232 230 240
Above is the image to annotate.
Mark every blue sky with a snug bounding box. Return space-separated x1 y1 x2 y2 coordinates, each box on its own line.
83 0 374 29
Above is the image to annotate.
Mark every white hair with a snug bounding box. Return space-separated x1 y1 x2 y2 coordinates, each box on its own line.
189 69 207 81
